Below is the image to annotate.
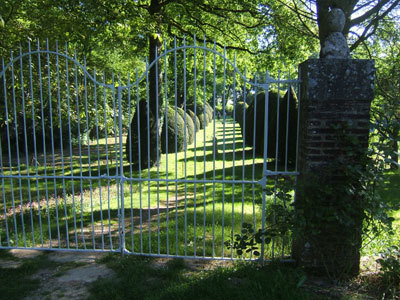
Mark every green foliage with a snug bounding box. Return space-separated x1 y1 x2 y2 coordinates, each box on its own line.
126 99 160 170
187 109 200 132
176 107 195 145
225 175 295 258
244 88 297 164
187 101 210 129
234 101 248 129
377 245 400 298
161 105 188 153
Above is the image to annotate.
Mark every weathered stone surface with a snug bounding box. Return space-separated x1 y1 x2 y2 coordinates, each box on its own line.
321 32 350 59
300 59 375 102
327 8 346 32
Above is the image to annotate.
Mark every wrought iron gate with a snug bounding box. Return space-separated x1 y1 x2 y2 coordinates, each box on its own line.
0 37 300 262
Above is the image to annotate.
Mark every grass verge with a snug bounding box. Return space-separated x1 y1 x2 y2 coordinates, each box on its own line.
89 254 323 300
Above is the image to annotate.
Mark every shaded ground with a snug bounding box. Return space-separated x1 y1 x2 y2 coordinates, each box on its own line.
0 249 114 300
0 249 391 300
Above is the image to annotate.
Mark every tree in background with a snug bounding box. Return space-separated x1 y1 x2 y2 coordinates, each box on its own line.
368 18 400 169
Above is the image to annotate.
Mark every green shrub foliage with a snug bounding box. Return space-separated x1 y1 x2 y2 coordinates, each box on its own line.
125 99 160 170
176 107 195 145
205 101 214 122
187 101 210 129
244 87 298 166
161 106 187 153
187 109 200 132
234 101 248 129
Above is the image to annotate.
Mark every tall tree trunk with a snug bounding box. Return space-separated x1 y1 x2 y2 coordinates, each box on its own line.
125 0 164 170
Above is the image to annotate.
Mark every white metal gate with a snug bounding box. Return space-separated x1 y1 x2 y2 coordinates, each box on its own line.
0 37 300 262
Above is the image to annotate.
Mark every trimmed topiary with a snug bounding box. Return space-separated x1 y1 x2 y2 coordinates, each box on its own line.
176 107 195 145
234 101 248 130
187 101 209 129
205 102 214 122
126 99 161 170
187 109 200 132
244 88 298 165
161 106 188 153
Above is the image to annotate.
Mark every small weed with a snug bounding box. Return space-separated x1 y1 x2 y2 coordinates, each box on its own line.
377 245 400 298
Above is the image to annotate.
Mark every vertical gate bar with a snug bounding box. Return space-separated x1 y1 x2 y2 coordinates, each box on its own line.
127 73 134 252
47 40 61 248
241 66 247 240
111 73 120 253
155 50 160 256
292 76 301 260
221 45 227 258
93 68 105 250
164 40 170 256
203 36 207 257
211 40 217 258
65 43 78 249
117 79 126 254
183 36 188 257
112 75 120 246
19 44 35 246
38 40 52 248
272 71 282 259
173 37 179 256
4 54 18 247
126 73 134 253
250 75 258 260
193 34 197 257
128 76 135 253
10 49 25 247
137 66 144 254
231 54 237 259
202 36 207 257
102 71 112 250
0 138 10 247
295 77 300 174
145 56 151 254
74 50 86 249
55 42 68 248
260 72 270 265
142 59 149 254
83 57 95 249
282 73 291 258
284 72 291 172
0 59 10 247
274 71 281 171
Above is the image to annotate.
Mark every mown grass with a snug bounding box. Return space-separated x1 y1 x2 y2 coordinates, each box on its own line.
0 117 292 259
88 254 324 300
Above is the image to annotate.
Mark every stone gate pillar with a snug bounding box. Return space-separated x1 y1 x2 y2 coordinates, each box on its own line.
293 59 375 277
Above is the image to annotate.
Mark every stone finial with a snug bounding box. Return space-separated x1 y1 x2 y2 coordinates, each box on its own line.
327 8 346 32
321 8 350 59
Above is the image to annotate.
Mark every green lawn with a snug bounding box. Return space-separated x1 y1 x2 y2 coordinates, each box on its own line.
0 117 293 260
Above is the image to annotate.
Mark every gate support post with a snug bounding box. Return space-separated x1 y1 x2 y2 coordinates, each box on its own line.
293 59 375 278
